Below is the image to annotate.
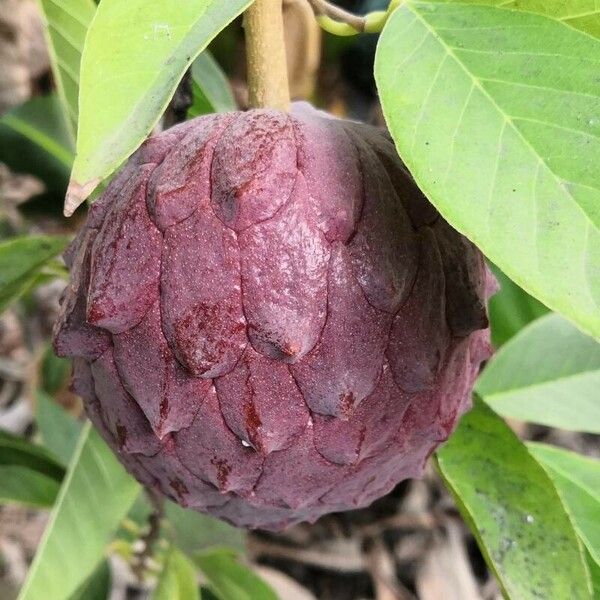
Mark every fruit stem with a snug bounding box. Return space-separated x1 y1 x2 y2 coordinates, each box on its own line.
244 0 291 111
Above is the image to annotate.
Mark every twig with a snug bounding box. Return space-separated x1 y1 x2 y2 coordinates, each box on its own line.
132 488 164 583
307 0 401 35
307 0 366 32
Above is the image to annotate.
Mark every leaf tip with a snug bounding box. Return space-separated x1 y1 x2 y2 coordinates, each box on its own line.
64 178 100 217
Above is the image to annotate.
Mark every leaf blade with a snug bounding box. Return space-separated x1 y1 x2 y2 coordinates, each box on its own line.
37 0 97 138
376 3 600 338
528 443 600 565
195 548 278 600
0 235 71 314
154 547 199 600
477 313 600 433
0 429 65 480
0 95 74 202
18 423 140 600
188 51 236 118
436 398 592 599
487 263 548 347
68 0 253 213
0 465 61 508
36 390 83 466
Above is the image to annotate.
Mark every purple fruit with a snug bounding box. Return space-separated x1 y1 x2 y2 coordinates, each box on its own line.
54 104 496 530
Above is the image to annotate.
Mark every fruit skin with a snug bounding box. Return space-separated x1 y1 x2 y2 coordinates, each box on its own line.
54 104 496 531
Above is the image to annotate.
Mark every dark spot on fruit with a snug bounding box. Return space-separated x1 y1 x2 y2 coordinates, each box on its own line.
169 478 188 499
116 424 127 448
211 458 231 489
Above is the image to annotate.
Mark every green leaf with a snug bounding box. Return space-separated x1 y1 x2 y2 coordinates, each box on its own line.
376 3 600 338
488 264 548 347
0 95 74 202
195 548 278 600
0 429 65 481
69 560 111 600
528 443 600 566
188 52 236 118
0 235 71 314
165 501 244 556
0 95 74 168
477 313 600 433
586 548 600 598
436 398 592 599
37 0 97 138
154 547 199 600
0 465 60 508
18 423 140 600
36 390 82 466
434 0 600 40
69 0 253 212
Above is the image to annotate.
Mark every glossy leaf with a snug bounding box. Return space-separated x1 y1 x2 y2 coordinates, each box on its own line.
38 0 96 137
0 235 70 314
154 547 199 600
477 314 600 433
68 0 253 214
195 548 278 600
36 390 82 466
376 3 600 338
19 423 140 600
528 443 600 566
0 429 64 481
0 465 60 508
436 398 592 599
188 52 236 118
488 264 548 347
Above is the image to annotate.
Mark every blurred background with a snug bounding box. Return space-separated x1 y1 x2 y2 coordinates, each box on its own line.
0 1 597 598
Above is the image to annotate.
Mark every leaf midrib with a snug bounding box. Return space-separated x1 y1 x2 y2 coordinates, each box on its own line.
405 1 599 234
75 0 252 180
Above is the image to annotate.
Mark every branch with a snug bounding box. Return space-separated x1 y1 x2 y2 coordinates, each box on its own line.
307 0 401 36
307 0 366 32
244 0 291 110
132 488 165 582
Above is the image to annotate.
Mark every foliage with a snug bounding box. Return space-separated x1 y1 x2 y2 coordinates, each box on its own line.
18 424 140 600
376 2 600 339
36 390 82 465
67 0 254 211
528 443 600 568
188 52 237 118
38 0 96 138
194 548 279 600
0 236 70 313
154 547 199 600
436 398 592 599
477 313 600 433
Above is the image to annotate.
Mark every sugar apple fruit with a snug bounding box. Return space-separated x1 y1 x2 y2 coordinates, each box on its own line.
54 104 495 530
